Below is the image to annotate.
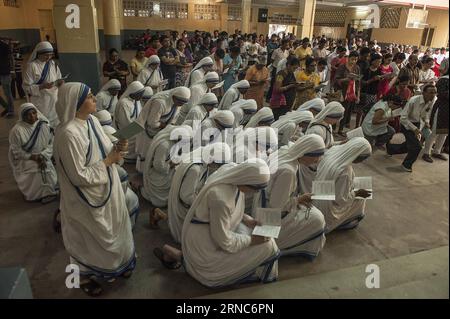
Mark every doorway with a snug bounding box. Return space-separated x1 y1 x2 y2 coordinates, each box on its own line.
38 10 56 42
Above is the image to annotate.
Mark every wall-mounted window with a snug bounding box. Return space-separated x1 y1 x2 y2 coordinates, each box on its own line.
3 0 19 7
380 7 401 29
123 1 188 19
421 27 435 47
314 10 347 27
228 6 242 21
194 4 220 20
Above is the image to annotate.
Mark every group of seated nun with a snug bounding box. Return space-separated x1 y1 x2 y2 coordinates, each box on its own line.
7 45 374 295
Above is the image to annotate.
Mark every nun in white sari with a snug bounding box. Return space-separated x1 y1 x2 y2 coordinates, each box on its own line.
272 111 314 146
185 56 214 88
135 87 191 173
183 93 218 127
53 83 135 296
230 99 258 128
154 160 280 288
218 80 250 110
313 137 372 233
141 86 154 105
95 79 121 116
94 110 140 230
244 107 275 129
306 102 345 149
297 98 325 116
200 110 234 146
168 143 232 243
175 72 220 125
142 125 193 228
23 41 63 128
137 55 164 92
114 81 145 163
8 103 58 203
253 135 327 258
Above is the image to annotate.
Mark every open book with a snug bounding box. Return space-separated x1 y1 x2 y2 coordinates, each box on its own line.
252 208 281 239
51 73 70 85
391 108 403 117
346 127 364 140
311 180 336 201
211 81 224 91
354 176 373 199
112 121 144 140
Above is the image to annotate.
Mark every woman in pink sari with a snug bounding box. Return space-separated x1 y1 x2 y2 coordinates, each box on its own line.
377 53 395 99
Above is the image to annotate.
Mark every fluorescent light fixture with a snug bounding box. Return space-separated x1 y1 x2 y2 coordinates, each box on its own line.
316 0 346 7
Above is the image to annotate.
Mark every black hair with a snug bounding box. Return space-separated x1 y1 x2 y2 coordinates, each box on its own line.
281 39 290 46
382 93 403 104
394 52 406 61
337 46 346 53
160 35 169 42
230 46 240 54
109 48 119 56
360 47 371 56
370 53 382 63
422 83 436 93
317 58 328 66
397 74 410 83
305 56 316 67
287 56 300 66
423 57 434 64
215 48 225 59
302 37 310 43
349 51 359 58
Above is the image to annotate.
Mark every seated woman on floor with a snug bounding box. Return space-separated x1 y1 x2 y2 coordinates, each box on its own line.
313 137 373 233
154 159 280 288
8 103 58 204
252 134 326 259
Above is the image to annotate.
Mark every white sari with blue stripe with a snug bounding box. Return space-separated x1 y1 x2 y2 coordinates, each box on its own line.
54 114 135 278
23 58 61 128
8 107 58 201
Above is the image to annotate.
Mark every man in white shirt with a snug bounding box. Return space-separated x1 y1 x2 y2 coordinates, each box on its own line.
434 47 448 65
419 57 438 89
386 84 437 172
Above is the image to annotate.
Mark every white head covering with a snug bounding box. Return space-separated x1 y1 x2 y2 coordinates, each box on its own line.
99 79 121 92
171 86 191 103
230 80 250 90
231 99 258 113
29 41 53 62
269 134 325 174
204 71 220 84
186 57 214 87
181 159 271 225
234 127 278 162
142 86 154 100
119 81 145 101
94 110 113 126
145 55 161 67
272 111 314 131
297 98 325 113
212 110 235 128
56 82 91 128
198 92 218 106
18 103 47 123
245 107 274 128
202 142 232 164
315 137 372 181
102 125 118 143
309 101 345 127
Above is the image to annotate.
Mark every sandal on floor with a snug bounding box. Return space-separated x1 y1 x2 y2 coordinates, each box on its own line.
53 209 61 234
153 248 182 270
80 278 103 297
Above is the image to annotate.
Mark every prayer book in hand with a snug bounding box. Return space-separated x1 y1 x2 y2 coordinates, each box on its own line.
112 121 144 140
211 81 224 90
354 176 373 199
311 180 336 200
252 208 281 239
346 127 364 140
